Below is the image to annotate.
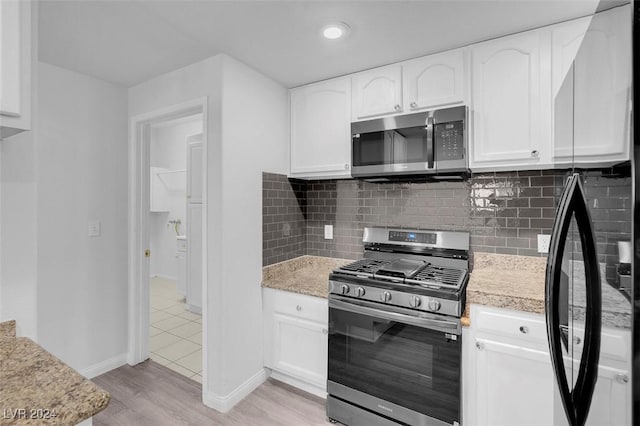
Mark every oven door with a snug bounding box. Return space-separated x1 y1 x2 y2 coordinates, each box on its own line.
328 296 461 426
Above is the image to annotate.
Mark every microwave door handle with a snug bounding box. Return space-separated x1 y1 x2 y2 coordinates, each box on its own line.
426 114 435 169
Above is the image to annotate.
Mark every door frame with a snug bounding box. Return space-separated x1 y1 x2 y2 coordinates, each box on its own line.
127 97 208 374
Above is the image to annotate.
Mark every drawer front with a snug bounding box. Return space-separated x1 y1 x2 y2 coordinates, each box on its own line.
474 306 547 346
176 239 187 252
264 288 328 323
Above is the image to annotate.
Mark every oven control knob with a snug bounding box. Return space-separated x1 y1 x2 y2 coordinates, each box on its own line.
341 284 350 295
380 291 392 303
409 296 422 308
428 300 442 312
356 287 366 297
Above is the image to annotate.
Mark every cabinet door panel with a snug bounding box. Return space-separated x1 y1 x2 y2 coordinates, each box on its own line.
404 50 465 111
352 66 402 120
186 135 203 203
471 31 549 170
186 204 202 313
290 79 351 177
273 313 327 387
475 338 553 426
0 0 21 117
552 6 630 166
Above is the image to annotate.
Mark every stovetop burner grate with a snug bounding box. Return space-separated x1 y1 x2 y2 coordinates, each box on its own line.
405 265 467 289
338 259 390 277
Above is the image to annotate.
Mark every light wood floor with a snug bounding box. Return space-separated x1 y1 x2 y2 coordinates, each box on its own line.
93 360 331 425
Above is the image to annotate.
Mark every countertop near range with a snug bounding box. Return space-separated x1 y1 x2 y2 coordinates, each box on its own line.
262 255 352 298
0 320 110 425
466 253 547 318
465 253 631 329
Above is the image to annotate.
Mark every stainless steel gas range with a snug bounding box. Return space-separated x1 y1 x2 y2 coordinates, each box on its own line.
326 227 469 426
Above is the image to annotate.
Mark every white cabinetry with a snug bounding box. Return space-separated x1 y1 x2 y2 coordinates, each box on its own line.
0 0 31 139
470 30 552 171
464 304 631 426
186 134 202 314
289 78 351 179
464 305 553 426
351 65 403 120
176 237 187 297
403 49 466 112
551 5 631 167
186 134 203 203
263 288 328 396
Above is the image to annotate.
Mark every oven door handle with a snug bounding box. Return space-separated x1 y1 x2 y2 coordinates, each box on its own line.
329 297 460 334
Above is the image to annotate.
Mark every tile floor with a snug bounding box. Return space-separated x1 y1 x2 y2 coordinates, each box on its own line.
149 277 202 383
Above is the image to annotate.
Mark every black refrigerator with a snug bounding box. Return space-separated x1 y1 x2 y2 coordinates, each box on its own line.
544 1 635 425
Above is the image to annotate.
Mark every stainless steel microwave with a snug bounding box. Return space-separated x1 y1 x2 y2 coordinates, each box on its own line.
351 106 468 179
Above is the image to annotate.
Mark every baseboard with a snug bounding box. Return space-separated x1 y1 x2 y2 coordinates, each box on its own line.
203 368 268 413
269 370 327 399
150 274 176 281
80 353 128 379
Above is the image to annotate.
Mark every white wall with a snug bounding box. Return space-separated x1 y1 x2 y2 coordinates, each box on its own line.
2 61 129 373
149 118 202 280
0 123 38 339
128 53 288 408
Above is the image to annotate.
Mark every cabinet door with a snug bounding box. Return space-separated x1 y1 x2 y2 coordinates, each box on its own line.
584 364 630 426
186 135 203 204
403 50 466 112
272 313 327 388
352 65 403 120
290 78 351 178
474 338 553 426
176 251 186 297
186 203 202 314
0 0 21 118
551 5 631 167
0 0 30 138
471 30 551 171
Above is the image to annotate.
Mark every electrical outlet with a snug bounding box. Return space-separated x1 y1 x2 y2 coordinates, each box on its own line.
324 224 333 240
537 234 551 254
88 220 101 237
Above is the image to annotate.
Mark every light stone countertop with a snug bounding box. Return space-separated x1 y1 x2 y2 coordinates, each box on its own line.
465 252 548 323
262 255 352 298
0 320 110 425
261 253 630 330
465 253 632 329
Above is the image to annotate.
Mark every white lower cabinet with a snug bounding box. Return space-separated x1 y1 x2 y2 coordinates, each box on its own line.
464 305 631 426
263 288 328 397
464 305 553 426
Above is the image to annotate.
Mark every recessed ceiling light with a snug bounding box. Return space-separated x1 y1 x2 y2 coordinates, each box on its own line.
322 23 351 40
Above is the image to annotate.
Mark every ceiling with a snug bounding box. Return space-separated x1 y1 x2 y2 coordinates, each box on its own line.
38 0 615 89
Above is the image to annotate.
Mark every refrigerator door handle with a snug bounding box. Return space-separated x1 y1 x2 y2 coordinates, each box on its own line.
545 173 602 426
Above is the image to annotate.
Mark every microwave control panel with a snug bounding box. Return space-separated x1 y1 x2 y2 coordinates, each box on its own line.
435 121 464 161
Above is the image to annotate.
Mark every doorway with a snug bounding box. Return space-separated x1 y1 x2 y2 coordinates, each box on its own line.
128 98 208 389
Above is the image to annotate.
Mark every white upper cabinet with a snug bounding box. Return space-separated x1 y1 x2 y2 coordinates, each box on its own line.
186 134 203 204
290 77 351 179
0 0 31 139
403 49 466 112
551 5 631 167
470 29 552 171
351 65 403 121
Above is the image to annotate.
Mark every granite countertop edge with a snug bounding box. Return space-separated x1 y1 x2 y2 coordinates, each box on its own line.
0 327 110 425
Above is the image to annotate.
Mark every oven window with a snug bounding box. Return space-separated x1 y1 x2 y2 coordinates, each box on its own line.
328 306 460 424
